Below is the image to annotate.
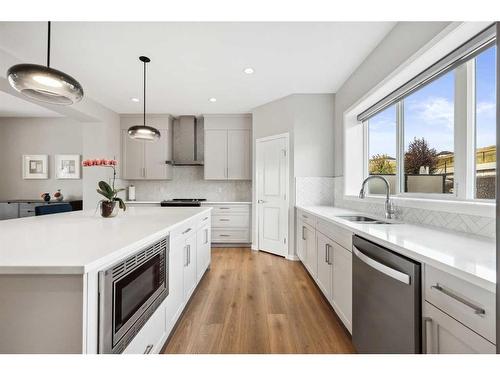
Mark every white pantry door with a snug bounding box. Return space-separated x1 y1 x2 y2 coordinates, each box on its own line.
256 134 289 257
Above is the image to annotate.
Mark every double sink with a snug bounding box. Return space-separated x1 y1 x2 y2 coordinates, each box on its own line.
336 215 396 225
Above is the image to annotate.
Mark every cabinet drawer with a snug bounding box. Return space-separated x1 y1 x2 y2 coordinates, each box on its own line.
212 214 249 228
298 210 315 227
212 229 250 243
209 204 250 214
123 303 166 354
316 218 352 252
424 265 495 344
170 217 198 240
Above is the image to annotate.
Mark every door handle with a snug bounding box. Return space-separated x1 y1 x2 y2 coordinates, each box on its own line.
184 245 189 267
431 284 485 315
144 344 154 354
187 244 191 265
353 246 410 285
422 317 432 354
258 200 266 204
302 226 306 240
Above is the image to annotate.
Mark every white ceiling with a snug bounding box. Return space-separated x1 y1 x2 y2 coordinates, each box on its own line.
0 91 62 117
0 22 395 116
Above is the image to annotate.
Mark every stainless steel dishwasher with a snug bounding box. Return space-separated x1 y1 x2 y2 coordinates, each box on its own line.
352 235 421 353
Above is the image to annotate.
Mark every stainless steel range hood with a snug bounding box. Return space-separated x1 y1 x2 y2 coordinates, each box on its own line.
169 115 204 166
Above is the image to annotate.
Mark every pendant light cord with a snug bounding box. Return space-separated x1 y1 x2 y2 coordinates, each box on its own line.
47 21 51 67
143 59 146 126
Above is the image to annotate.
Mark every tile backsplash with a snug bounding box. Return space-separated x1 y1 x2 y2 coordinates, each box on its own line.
332 176 495 238
123 166 252 202
295 177 335 206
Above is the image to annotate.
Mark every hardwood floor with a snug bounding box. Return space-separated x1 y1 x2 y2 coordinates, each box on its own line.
163 247 355 354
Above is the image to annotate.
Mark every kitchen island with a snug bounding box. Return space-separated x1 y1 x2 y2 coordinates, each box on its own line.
0 206 212 354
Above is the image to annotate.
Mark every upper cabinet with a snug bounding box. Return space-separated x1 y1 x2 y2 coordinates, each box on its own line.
203 114 252 180
121 115 173 180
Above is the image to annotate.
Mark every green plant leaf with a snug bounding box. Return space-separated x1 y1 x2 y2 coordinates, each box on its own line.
96 188 113 200
98 181 114 197
114 197 126 211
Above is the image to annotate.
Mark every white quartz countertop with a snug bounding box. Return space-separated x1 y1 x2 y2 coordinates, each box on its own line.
125 201 251 204
297 205 496 292
0 207 211 275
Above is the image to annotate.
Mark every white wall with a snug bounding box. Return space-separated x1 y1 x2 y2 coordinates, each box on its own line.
333 22 451 176
0 117 83 200
252 93 335 257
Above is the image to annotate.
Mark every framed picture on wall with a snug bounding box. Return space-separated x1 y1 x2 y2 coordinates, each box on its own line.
55 154 81 179
22 154 49 179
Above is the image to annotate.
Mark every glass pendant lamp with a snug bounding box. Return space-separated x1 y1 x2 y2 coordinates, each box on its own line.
127 56 160 141
6 21 84 105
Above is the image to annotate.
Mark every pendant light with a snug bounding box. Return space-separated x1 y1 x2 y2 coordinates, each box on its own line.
6 21 84 105
127 56 160 141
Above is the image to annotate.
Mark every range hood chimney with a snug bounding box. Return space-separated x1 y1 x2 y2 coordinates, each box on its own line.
170 115 204 166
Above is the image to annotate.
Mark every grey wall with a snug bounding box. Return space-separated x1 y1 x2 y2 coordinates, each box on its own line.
333 22 451 176
252 93 335 256
0 117 83 200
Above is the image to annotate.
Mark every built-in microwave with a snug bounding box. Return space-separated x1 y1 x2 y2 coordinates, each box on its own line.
98 236 169 354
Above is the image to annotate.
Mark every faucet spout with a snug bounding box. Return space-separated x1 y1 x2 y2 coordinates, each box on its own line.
358 175 395 219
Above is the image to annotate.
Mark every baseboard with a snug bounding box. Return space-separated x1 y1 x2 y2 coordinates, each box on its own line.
211 243 251 248
286 254 300 261
251 244 258 251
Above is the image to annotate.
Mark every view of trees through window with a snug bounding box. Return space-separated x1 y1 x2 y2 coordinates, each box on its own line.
367 45 496 199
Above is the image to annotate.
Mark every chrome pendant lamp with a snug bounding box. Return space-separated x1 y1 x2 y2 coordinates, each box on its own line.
6 21 84 105
127 56 160 141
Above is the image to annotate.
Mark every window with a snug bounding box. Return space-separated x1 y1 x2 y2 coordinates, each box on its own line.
360 28 497 201
367 105 397 194
403 71 455 194
475 45 497 199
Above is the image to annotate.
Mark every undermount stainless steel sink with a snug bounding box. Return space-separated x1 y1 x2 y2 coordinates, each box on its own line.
335 215 395 224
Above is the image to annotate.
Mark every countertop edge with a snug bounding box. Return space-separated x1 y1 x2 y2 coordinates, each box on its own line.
296 205 496 293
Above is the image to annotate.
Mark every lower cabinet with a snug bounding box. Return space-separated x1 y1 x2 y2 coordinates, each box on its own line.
316 231 333 301
423 302 496 354
165 235 185 335
123 302 167 354
183 233 198 302
331 243 352 331
197 224 211 282
303 224 317 278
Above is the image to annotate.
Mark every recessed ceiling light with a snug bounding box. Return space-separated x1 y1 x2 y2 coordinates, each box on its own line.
130 97 139 102
243 67 254 75
209 97 217 103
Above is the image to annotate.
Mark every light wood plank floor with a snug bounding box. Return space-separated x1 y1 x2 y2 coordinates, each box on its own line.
163 247 355 354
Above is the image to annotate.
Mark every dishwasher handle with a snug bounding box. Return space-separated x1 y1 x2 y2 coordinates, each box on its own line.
353 246 411 285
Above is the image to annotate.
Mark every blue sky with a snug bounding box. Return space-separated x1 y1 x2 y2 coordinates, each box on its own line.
368 45 496 158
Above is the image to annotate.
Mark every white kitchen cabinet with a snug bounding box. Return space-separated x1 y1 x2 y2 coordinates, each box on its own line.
296 218 306 262
165 235 185 335
121 116 173 180
227 129 251 179
203 114 251 181
316 231 333 301
423 302 496 354
204 129 227 179
122 130 145 179
332 243 352 332
183 233 198 302
202 203 251 245
303 224 317 278
0 202 19 220
196 222 211 282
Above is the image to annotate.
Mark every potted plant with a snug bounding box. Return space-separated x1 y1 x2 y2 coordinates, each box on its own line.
82 158 126 218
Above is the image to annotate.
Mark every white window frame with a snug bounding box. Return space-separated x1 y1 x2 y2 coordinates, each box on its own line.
363 49 494 202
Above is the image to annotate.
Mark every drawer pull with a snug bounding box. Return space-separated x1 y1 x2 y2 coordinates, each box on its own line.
182 227 192 235
219 219 230 221
431 284 486 315
202 216 208 221
219 234 230 237
219 207 230 210
144 344 154 354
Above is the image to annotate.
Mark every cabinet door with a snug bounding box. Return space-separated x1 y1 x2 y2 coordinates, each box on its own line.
122 130 145 179
423 302 496 354
204 129 228 179
332 243 352 332
296 219 306 262
316 232 333 301
304 225 317 279
165 236 185 334
227 129 251 180
196 225 211 282
0 203 19 220
183 234 198 302
144 128 172 180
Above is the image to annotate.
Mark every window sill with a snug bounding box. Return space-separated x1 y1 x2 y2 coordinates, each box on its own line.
342 194 495 218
